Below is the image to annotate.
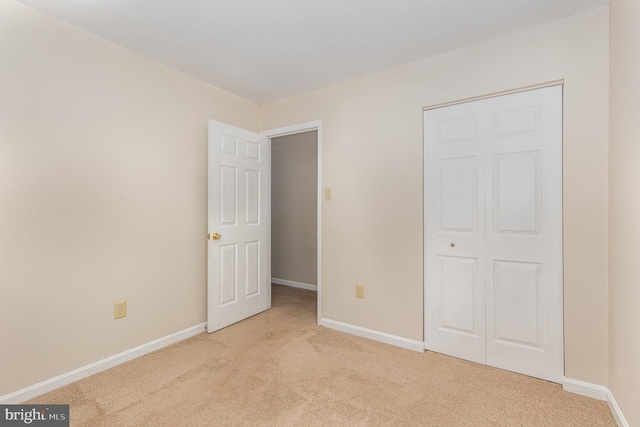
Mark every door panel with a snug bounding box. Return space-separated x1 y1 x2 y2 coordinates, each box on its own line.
425 99 486 364
492 151 541 235
491 106 542 141
208 120 270 332
493 260 542 348
440 115 480 143
484 86 563 383
220 166 238 226
219 244 238 305
244 241 260 297
424 85 563 383
439 256 479 335
439 157 478 232
245 169 260 224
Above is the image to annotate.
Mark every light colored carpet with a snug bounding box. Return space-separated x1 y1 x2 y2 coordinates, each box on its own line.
28 285 615 426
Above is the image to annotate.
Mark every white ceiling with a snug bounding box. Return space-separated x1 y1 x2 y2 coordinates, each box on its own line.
17 0 608 104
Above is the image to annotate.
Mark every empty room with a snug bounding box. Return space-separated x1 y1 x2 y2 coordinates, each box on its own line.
1 0 638 426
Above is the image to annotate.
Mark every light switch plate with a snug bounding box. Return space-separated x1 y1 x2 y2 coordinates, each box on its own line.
324 188 332 201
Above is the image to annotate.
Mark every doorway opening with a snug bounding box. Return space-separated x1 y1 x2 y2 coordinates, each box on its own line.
271 131 318 312
262 121 323 324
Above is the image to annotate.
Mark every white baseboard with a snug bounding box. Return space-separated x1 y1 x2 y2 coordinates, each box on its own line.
320 318 424 352
606 388 630 427
562 378 609 400
0 322 207 404
272 278 317 292
563 378 629 427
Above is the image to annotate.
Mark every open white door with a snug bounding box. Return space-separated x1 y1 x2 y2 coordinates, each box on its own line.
207 120 270 333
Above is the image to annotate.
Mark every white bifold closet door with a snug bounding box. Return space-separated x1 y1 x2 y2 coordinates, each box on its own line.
424 85 563 383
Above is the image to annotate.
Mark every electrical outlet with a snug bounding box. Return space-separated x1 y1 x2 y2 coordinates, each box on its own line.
356 284 364 299
114 301 127 319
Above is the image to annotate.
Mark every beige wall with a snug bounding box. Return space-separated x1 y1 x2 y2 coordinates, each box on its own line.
609 0 640 424
0 0 259 396
261 9 610 385
271 132 318 285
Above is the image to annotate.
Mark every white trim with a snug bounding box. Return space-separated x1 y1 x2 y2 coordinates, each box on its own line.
606 388 630 427
272 277 317 291
320 318 424 353
563 378 629 427
422 80 564 111
261 120 323 325
0 323 207 404
266 136 272 310
316 124 323 326
261 120 321 138
562 377 608 400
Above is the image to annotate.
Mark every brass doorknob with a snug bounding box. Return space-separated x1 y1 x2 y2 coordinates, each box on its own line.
450 243 455 248
211 233 222 241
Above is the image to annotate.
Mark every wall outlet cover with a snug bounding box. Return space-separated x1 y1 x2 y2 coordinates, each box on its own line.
114 301 127 319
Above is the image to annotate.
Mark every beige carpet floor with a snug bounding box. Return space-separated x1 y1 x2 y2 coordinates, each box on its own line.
28 285 615 426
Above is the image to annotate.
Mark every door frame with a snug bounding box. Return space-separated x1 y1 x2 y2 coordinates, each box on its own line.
262 120 323 324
